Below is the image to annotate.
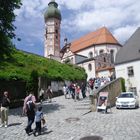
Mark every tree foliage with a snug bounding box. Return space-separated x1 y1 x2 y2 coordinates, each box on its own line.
0 0 22 59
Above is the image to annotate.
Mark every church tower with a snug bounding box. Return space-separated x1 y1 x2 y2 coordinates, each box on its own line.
44 0 61 59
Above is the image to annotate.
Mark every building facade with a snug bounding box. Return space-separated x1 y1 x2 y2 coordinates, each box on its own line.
61 27 122 80
115 27 140 96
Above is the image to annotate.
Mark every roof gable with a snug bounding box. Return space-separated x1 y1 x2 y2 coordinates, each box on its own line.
70 27 121 53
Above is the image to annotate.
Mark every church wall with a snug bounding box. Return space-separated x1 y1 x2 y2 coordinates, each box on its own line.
76 45 95 57
76 44 119 58
78 60 96 80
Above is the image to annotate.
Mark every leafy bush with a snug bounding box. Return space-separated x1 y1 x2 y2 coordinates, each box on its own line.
121 78 126 92
0 49 87 82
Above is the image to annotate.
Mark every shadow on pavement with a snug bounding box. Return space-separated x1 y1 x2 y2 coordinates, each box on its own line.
8 101 65 116
8 122 22 127
38 102 65 114
42 130 53 135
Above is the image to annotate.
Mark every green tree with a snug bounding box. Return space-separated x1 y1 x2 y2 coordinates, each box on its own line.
121 78 126 92
0 0 22 59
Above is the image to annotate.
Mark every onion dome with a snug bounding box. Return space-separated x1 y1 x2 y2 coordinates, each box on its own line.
44 0 61 21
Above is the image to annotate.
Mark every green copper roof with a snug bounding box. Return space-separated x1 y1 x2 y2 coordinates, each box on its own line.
44 0 61 21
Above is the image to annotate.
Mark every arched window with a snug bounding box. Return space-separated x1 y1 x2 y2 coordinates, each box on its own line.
99 49 104 54
88 64 92 71
104 57 106 62
110 50 114 63
88 52 93 58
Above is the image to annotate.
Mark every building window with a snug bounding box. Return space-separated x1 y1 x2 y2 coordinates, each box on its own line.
55 29 58 33
103 57 106 62
99 49 104 54
88 64 92 71
130 87 137 95
110 50 114 63
127 66 134 77
88 52 93 58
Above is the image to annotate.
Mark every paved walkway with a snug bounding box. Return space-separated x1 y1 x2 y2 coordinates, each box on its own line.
0 95 140 140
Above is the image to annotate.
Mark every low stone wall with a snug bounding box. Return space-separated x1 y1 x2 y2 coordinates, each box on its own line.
91 78 123 111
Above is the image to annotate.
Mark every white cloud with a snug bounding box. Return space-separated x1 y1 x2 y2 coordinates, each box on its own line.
61 0 140 43
113 25 138 44
14 0 140 55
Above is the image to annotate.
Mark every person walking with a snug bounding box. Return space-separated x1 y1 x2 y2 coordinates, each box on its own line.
23 91 36 135
81 82 86 98
33 106 45 136
0 91 10 128
63 84 67 99
46 86 53 103
39 88 44 104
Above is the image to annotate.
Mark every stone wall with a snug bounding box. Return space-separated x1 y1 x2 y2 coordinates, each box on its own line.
92 78 123 111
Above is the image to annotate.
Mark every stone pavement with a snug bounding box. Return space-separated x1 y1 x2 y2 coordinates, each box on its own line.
0 95 140 140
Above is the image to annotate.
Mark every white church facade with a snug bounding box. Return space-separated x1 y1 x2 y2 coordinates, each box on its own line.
61 27 122 80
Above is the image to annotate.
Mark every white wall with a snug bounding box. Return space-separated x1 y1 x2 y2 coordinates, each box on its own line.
77 44 107 57
115 60 140 96
77 44 120 58
78 60 96 80
61 50 75 64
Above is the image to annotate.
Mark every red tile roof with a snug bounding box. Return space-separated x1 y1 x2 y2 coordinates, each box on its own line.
70 27 121 53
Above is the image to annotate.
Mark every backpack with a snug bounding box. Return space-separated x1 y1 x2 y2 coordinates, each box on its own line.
26 96 35 111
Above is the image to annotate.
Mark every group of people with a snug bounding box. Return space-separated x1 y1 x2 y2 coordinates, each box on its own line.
23 91 46 136
63 82 87 101
39 86 53 103
0 91 46 136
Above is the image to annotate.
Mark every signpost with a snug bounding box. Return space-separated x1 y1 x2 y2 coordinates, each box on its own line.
97 92 111 113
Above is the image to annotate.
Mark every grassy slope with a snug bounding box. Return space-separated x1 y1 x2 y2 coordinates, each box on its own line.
0 49 86 81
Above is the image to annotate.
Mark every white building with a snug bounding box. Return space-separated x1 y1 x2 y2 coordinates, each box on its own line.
115 27 140 96
61 27 122 80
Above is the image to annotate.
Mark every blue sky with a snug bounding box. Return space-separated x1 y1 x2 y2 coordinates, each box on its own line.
14 0 140 56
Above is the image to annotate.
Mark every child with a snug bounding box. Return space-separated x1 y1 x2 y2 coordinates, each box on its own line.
33 106 44 136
